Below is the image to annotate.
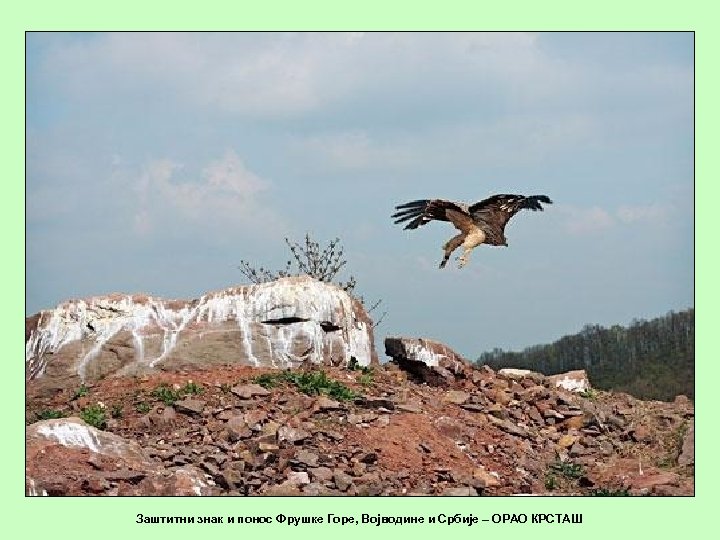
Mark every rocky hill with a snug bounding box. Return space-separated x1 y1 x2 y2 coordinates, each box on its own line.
25 278 694 496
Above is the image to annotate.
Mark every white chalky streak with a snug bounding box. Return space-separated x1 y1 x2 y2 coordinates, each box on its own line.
26 478 48 496
37 421 101 453
131 328 145 364
552 375 589 393
405 342 444 366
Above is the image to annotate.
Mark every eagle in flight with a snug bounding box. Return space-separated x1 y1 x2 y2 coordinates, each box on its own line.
392 194 552 269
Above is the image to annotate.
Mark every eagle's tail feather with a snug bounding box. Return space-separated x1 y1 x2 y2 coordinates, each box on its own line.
522 195 553 211
392 199 430 229
404 216 426 230
394 199 429 210
391 207 422 219
392 211 425 229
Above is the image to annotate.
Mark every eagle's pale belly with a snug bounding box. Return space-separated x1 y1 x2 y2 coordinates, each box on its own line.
464 226 486 249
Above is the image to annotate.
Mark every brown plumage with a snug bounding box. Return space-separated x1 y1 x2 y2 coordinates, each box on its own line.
392 194 552 268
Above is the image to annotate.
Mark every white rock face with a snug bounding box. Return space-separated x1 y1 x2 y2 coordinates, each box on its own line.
384 336 470 387
385 337 465 368
26 276 377 381
403 341 444 367
547 370 591 393
29 417 146 460
498 368 535 379
36 419 103 453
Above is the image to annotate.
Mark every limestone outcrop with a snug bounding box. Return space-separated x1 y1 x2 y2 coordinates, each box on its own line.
26 276 377 385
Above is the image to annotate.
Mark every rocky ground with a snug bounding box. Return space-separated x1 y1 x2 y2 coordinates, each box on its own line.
25 359 694 496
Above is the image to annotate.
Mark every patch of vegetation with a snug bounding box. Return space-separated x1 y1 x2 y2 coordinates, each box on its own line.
151 384 181 405
135 402 151 414
253 372 285 389
180 381 203 395
80 404 107 430
590 488 630 496
110 403 123 419
657 421 689 468
673 422 689 446
150 381 205 405
579 388 599 400
549 460 585 479
252 370 358 401
545 460 585 491
544 474 558 491
348 357 374 386
348 356 374 375
72 384 89 400
295 371 357 400
36 409 66 421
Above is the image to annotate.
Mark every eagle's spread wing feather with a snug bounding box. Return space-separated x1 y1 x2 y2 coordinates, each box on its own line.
468 194 552 244
391 199 469 230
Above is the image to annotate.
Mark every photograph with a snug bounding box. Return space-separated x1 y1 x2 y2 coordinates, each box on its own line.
25 31 693 500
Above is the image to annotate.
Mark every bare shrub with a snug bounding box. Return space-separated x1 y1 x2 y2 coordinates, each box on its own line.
238 234 386 327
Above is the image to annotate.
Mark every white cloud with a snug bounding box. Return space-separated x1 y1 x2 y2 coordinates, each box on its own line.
292 130 416 171
616 203 669 224
40 32 350 116
37 32 556 119
561 205 616 235
560 202 673 236
133 150 283 235
291 112 597 174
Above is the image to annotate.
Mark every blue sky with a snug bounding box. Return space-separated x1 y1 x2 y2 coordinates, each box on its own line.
26 32 694 359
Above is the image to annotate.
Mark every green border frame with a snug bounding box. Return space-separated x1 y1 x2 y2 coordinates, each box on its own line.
9 2 714 539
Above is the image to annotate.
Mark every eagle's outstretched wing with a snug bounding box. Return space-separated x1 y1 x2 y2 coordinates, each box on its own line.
468 194 552 243
391 199 470 230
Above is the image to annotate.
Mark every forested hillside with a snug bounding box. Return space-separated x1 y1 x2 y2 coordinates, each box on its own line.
476 309 694 401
